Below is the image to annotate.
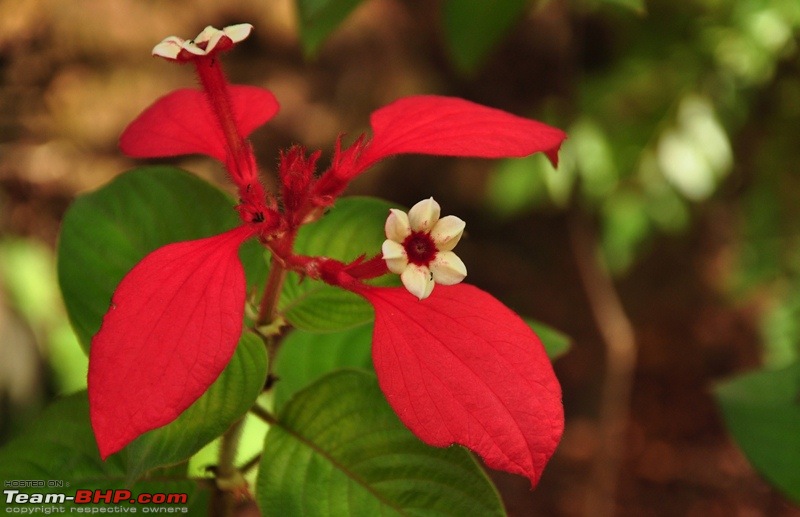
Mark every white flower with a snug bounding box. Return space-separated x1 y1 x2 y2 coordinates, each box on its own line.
381 198 467 300
152 24 253 61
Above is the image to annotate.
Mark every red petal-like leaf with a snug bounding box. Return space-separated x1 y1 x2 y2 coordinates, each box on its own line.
119 86 279 161
88 225 253 459
357 95 566 172
360 283 564 486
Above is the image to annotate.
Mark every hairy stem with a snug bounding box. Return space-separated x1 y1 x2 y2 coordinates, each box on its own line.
218 418 245 480
211 418 247 516
210 256 290 515
570 215 637 517
193 57 251 186
256 256 289 389
257 257 287 328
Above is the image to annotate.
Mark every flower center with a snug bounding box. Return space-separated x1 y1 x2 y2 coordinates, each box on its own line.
403 232 437 266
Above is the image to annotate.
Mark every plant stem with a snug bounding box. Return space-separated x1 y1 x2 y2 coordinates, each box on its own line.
211 418 246 517
240 453 262 475
251 404 279 425
257 256 287 328
193 57 254 188
255 256 289 390
218 418 245 480
211 257 289 515
570 215 637 517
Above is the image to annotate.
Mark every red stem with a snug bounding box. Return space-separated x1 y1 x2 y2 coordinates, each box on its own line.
256 256 288 328
192 56 271 219
194 58 250 182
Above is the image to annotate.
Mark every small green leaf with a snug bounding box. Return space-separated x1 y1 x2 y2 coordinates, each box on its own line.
715 362 800 503
124 332 268 480
444 0 531 74
296 0 366 56
257 370 505 516
761 288 800 369
279 196 401 332
486 152 572 217
274 324 373 409
0 393 210 510
599 0 646 14
281 280 375 332
57 166 266 352
601 191 651 274
526 319 572 360
486 156 545 218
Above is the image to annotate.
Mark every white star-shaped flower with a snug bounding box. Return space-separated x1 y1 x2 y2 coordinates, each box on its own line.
381 198 467 300
152 24 253 62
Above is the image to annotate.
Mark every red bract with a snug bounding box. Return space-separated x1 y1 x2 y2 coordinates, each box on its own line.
357 95 566 171
356 283 563 487
310 96 567 202
88 24 567 480
119 86 278 163
89 226 253 458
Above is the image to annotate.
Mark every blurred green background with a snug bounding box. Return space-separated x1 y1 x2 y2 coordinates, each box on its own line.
1 0 800 514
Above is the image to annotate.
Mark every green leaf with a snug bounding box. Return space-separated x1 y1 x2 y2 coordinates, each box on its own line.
274 324 373 409
0 239 88 394
443 0 530 74
0 393 210 511
761 287 800 369
601 191 651 274
57 166 266 352
257 370 505 516
486 156 545 218
279 196 401 332
599 0 646 14
0 238 59 326
571 117 619 200
124 332 268 480
296 0 366 56
526 319 572 360
715 362 800 503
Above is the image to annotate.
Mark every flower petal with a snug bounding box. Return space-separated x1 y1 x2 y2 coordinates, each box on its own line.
430 251 467 285
400 265 434 300
359 284 564 487
194 25 225 51
431 215 465 251
152 37 185 60
381 239 408 274
88 225 253 459
408 197 441 232
357 95 567 170
385 208 411 242
152 24 253 61
194 24 253 48
120 86 279 161
222 24 253 44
